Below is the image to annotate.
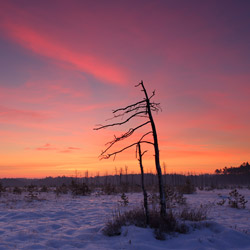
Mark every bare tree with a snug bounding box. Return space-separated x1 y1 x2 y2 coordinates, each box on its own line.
137 142 149 224
94 81 166 216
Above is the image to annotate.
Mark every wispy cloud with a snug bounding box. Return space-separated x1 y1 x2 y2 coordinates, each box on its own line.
0 105 50 122
67 147 81 150
0 2 128 85
32 144 82 153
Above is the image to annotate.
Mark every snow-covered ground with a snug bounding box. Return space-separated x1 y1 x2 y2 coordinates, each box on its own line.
0 189 250 249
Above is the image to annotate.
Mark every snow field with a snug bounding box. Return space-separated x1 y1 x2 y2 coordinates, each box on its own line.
0 189 249 249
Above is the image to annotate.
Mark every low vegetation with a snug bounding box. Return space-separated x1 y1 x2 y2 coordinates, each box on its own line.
0 174 249 242
103 186 209 240
179 205 208 221
103 207 184 239
70 180 90 196
103 201 209 240
217 189 248 209
228 189 248 209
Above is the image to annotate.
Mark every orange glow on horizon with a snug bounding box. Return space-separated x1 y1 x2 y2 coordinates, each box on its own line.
0 1 249 178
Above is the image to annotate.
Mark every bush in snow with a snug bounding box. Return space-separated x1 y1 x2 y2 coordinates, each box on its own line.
103 218 123 236
13 186 22 195
179 204 208 221
0 182 6 194
103 207 147 236
101 183 117 195
177 179 196 194
165 185 187 208
24 187 45 202
70 180 90 196
217 198 226 206
148 187 186 210
55 183 69 195
39 185 49 193
103 206 189 240
26 184 38 192
228 189 248 209
118 193 129 207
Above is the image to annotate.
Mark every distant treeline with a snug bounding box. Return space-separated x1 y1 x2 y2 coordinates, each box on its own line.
1 171 250 188
215 162 250 175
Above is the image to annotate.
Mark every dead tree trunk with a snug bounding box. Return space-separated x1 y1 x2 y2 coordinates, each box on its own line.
137 142 149 225
137 81 166 217
94 80 166 217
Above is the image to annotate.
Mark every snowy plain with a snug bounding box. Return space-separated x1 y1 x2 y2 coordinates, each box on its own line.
0 189 250 250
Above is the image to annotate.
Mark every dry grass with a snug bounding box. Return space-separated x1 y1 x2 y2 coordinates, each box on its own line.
179 205 208 221
103 206 190 239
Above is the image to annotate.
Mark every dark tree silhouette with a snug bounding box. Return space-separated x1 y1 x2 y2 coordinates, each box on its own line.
94 81 166 217
215 162 250 175
137 142 149 224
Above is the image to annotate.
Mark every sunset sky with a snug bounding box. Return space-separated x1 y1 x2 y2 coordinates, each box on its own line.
0 0 249 178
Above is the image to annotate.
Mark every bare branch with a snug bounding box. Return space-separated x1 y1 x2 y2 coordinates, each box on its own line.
106 121 151 146
150 102 162 113
115 121 151 143
135 81 142 88
141 150 148 157
100 142 138 159
139 131 153 142
100 121 151 156
113 99 146 114
140 140 154 146
105 105 147 122
101 140 153 159
94 111 147 130
149 90 155 100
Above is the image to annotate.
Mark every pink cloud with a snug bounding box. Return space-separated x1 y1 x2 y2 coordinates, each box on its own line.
34 144 81 153
0 105 50 122
59 147 82 153
59 150 71 153
36 144 57 151
67 147 81 150
0 2 128 85
165 111 243 133
0 80 88 107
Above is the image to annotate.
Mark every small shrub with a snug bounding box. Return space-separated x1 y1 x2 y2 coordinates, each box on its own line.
217 199 226 206
55 183 68 195
25 190 40 202
0 182 6 194
149 209 178 234
148 193 160 211
40 185 49 192
154 228 166 240
118 193 129 207
13 187 22 195
149 187 186 210
165 185 186 208
179 205 208 221
103 207 188 240
103 207 146 237
102 183 117 195
103 219 123 236
228 189 248 209
26 184 38 192
71 180 90 196
177 179 196 194
123 208 147 228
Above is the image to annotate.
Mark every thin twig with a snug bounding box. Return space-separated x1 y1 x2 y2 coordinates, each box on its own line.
94 111 147 130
